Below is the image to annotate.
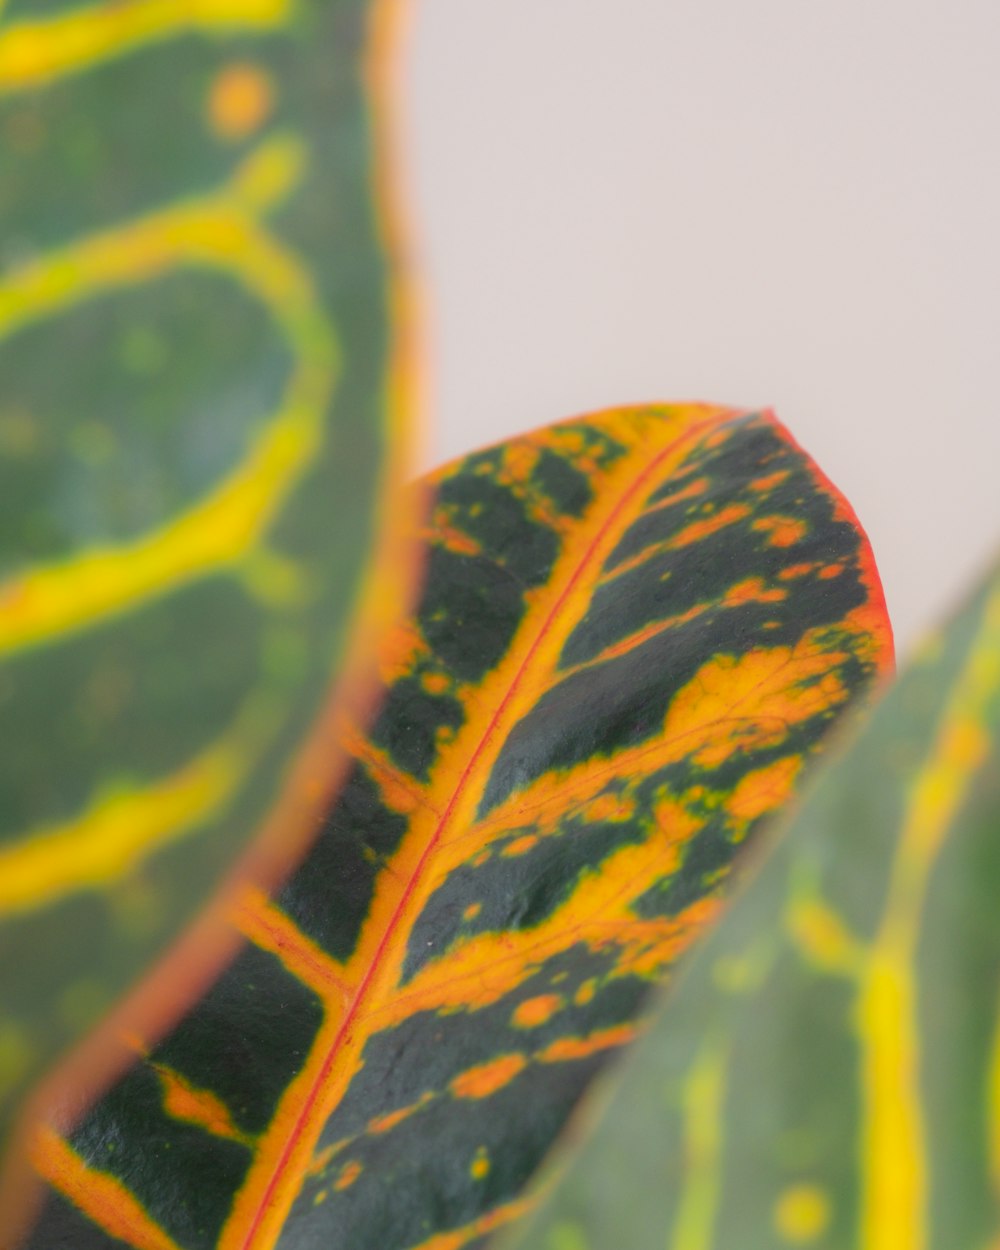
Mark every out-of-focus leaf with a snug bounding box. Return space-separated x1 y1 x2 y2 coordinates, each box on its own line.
0 0 414 1188
502 557 1000 1250
23 403 891 1250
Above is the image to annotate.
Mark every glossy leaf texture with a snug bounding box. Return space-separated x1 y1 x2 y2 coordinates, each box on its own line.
0 0 412 1170
503 557 1000 1250
20 402 893 1250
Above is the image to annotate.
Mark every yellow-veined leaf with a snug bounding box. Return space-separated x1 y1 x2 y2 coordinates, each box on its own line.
0 0 417 1223
22 403 891 1250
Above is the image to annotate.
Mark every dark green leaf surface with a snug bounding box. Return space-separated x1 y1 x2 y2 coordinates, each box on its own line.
24 403 891 1250
503 557 1000 1250
0 0 411 1180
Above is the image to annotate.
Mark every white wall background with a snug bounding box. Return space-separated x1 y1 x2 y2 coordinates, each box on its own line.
402 1 1000 659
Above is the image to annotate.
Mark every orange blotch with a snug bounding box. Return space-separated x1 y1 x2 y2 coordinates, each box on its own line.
427 516 482 557
451 1054 527 1100
727 755 803 823
723 577 787 607
750 470 790 493
374 618 428 688
662 643 849 771
208 63 274 142
307 1144 336 1178
367 1098 427 1135
501 833 539 858
653 794 701 846
422 671 452 696
463 902 482 921
538 1023 637 1063
779 562 816 581
470 1148 490 1180
334 1160 363 1192
583 792 634 823
512 994 563 1029
668 503 750 550
820 563 845 579
753 515 808 548
154 1064 251 1147
648 475 710 510
499 442 540 485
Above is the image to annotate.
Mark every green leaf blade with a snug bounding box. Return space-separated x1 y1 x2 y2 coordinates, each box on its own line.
0 0 412 1188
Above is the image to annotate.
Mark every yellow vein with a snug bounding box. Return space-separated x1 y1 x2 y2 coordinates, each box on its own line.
0 0 291 93
0 137 336 656
670 1039 727 1250
856 583 1000 1250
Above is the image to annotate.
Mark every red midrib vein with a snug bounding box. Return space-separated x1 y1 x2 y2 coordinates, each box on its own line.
240 412 729 1248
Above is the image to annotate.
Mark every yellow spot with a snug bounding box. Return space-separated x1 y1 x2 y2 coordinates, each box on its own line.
462 902 482 922
502 833 539 858
313 1189 327 1205
787 896 862 977
774 1184 830 1242
451 1054 526 1100
0 0 292 94
512 994 562 1029
727 756 802 823
547 1225 588 1250
334 1160 363 1192
209 62 275 141
241 548 308 607
574 978 597 1006
710 941 774 994
470 1148 490 1180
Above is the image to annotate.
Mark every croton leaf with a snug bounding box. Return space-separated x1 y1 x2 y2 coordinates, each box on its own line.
0 0 413 1187
502 558 1000 1250
20 403 892 1250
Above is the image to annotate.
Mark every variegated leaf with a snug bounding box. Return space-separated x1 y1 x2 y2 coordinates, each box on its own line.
24 403 891 1250
0 0 413 1187
502 560 1000 1250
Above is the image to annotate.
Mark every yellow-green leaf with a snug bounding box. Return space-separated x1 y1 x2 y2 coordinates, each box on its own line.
21 403 891 1250
0 0 414 1199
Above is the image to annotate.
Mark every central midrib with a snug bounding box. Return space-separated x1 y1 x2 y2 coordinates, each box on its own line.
240 411 730 1248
